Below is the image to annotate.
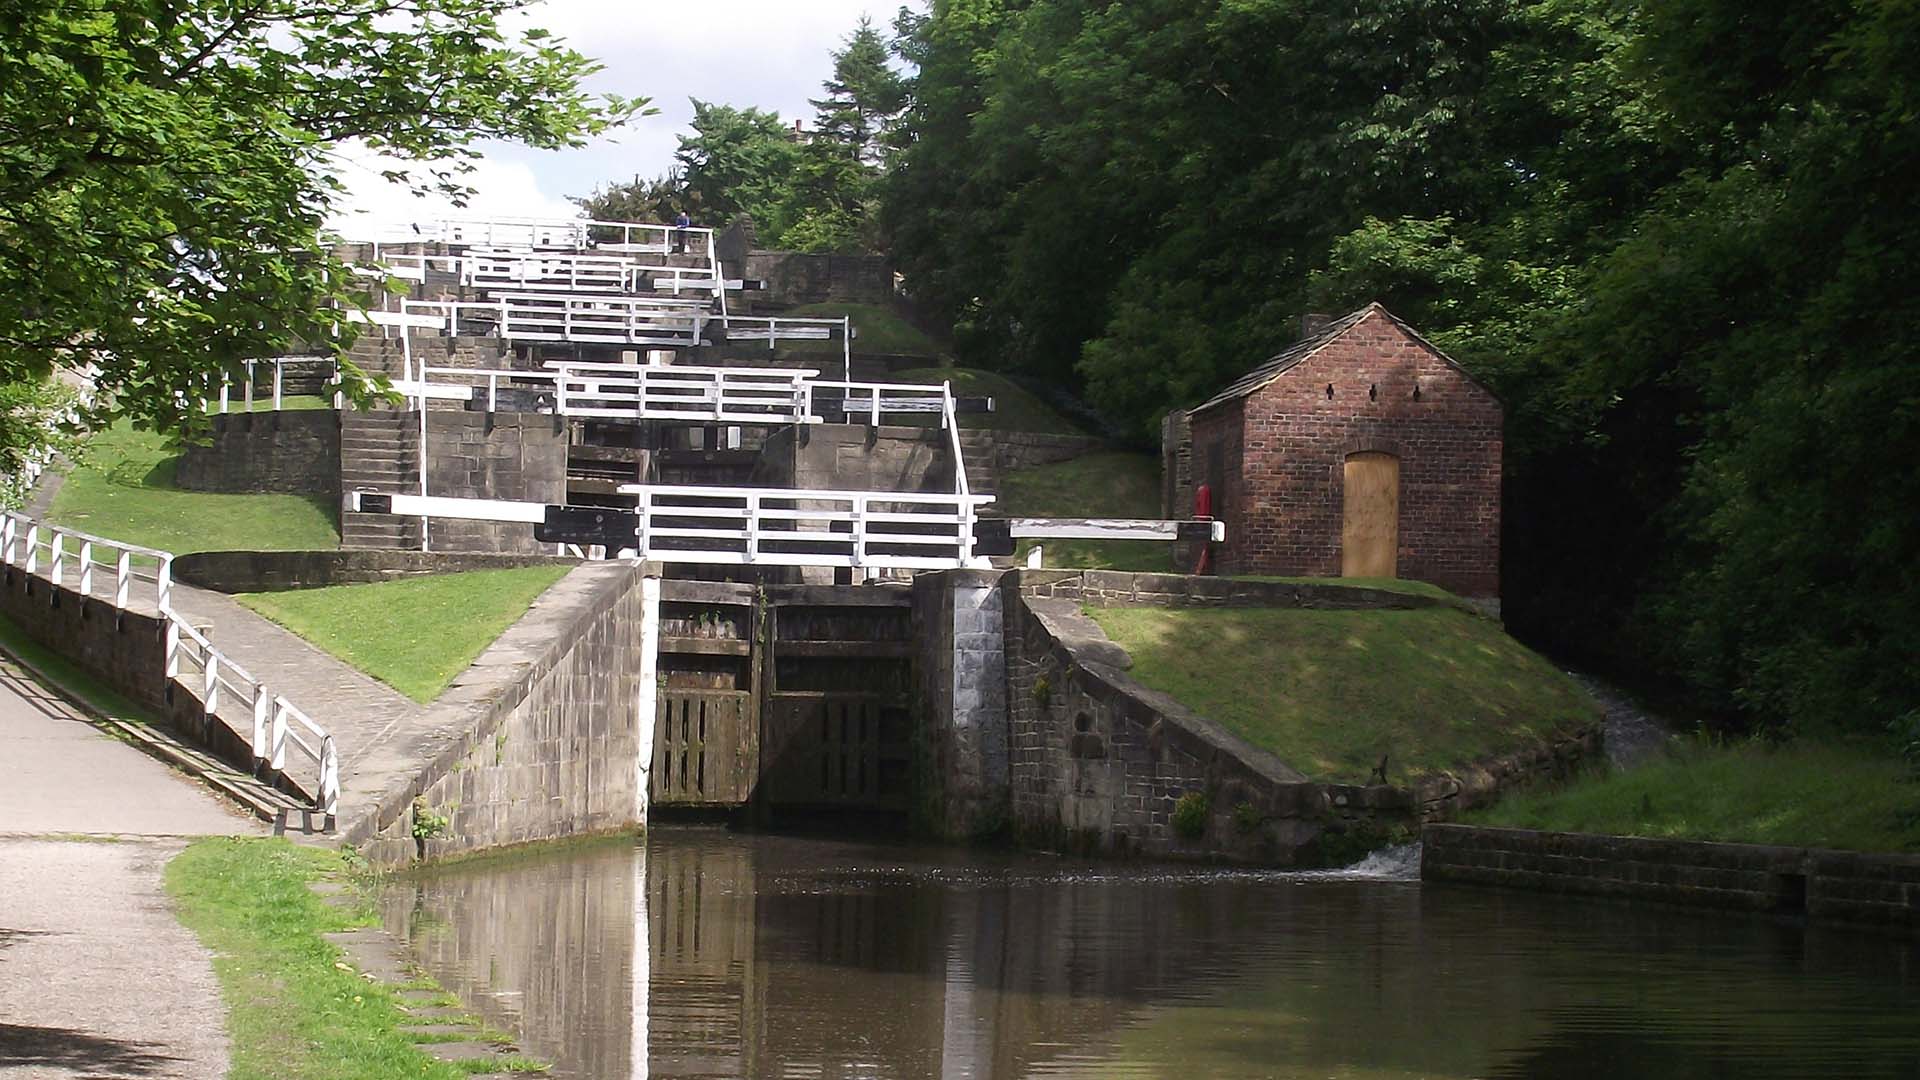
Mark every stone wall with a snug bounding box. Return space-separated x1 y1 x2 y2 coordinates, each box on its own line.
1013 568 1449 611
421 411 569 553
911 570 1010 840
1160 408 1193 519
743 251 893 307
173 550 578 593
754 424 955 494
175 410 341 495
1000 579 1407 863
349 563 654 867
1187 307 1504 597
1423 824 1920 931
0 566 281 795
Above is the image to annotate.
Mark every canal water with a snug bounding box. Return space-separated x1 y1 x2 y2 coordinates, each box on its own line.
380 828 1920 1079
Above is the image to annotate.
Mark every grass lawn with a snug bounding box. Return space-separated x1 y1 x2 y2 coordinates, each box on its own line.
1235 575 1459 602
1470 738 1920 852
784 301 944 357
995 452 1172 571
891 365 1087 434
1089 606 1600 783
238 566 572 703
166 838 542 1080
47 422 339 552
222 393 333 412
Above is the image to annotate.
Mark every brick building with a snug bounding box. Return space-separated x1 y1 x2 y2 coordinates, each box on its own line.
1163 303 1503 597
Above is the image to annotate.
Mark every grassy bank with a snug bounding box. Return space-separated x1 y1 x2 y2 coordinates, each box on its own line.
1090 606 1599 783
996 452 1169 571
238 566 572 703
891 366 1086 434
48 423 339 552
1470 738 1920 852
165 838 530 1079
785 302 944 357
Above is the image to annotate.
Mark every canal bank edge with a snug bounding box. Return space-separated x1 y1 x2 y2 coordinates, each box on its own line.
1421 823 1920 931
989 570 1601 864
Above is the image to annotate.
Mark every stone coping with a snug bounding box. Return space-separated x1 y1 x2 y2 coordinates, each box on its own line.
1013 568 1461 611
174 549 580 593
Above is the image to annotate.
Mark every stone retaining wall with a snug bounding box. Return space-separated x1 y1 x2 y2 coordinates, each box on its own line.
349 564 654 867
175 410 341 495
0 565 292 797
1423 824 1920 931
174 550 578 593
1013 568 1448 611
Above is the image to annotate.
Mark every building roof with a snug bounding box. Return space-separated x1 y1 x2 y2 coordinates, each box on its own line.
1189 302 1494 416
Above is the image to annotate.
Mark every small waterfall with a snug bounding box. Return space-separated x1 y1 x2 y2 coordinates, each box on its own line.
1316 842 1422 881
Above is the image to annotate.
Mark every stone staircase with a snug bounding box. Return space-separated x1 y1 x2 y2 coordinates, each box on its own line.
340 410 420 549
956 429 1000 496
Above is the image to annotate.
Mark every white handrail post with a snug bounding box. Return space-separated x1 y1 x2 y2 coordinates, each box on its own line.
852 494 866 569
203 650 220 715
1 515 16 565
270 700 289 772
320 734 340 817
843 317 852 383
49 531 65 588
251 686 270 770
274 362 284 410
77 540 93 596
333 358 344 409
244 366 254 412
115 550 130 608
488 373 498 413
219 374 230 414
156 554 173 610
164 618 181 679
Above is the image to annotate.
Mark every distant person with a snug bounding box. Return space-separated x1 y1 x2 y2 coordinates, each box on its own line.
673 210 691 254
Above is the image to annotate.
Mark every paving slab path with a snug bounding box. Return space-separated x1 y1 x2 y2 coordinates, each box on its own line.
0 657 263 1080
165 581 430 819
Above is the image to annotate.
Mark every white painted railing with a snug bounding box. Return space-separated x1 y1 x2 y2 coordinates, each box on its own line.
207 357 343 414
724 316 854 379
348 216 716 257
2 511 173 610
164 617 339 818
615 483 995 570
396 362 960 427
355 297 711 347
2 511 338 817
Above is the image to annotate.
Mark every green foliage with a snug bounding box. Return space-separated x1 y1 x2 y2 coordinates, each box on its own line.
1092 606 1599 782
47 422 339 551
237 566 572 703
410 798 451 841
0 0 641 442
0 378 84 509
1232 800 1262 833
1172 791 1209 839
785 303 944 358
164 838 482 1079
884 0 1920 744
1472 737 1920 853
890 366 1083 432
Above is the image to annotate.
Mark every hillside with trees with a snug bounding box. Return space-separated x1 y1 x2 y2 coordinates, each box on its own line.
873 0 1920 752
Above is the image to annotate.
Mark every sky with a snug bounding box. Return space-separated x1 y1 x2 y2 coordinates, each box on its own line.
327 0 907 228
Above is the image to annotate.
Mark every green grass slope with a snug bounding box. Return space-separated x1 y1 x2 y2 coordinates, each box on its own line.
784 302 944 357
994 452 1171 571
891 366 1086 434
48 423 339 552
238 566 572 703
1089 605 1600 784
1470 738 1920 852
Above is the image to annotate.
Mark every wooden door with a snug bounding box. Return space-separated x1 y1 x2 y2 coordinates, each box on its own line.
1342 452 1400 578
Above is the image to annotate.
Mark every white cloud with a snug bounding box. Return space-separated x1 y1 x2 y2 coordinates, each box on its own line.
329 0 912 228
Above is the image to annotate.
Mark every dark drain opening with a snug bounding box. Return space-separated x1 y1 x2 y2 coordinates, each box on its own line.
1773 872 1808 914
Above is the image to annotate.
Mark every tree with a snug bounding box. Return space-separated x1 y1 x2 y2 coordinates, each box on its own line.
573 172 694 226
0 0 642 437
810 16 909 170
674 100 805 237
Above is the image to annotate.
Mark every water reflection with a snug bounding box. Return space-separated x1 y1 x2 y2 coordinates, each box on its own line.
380 829 1920 1079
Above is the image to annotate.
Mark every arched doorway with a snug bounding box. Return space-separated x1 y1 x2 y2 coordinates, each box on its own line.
1342 452 1399 578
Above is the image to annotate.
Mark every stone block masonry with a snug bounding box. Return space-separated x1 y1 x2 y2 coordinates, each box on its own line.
349 563 658 868
1423 824 1920 931
175 410 341 495
911 570 1010 839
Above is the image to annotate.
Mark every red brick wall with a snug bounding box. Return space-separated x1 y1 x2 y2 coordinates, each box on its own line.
1189 310 1503 596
